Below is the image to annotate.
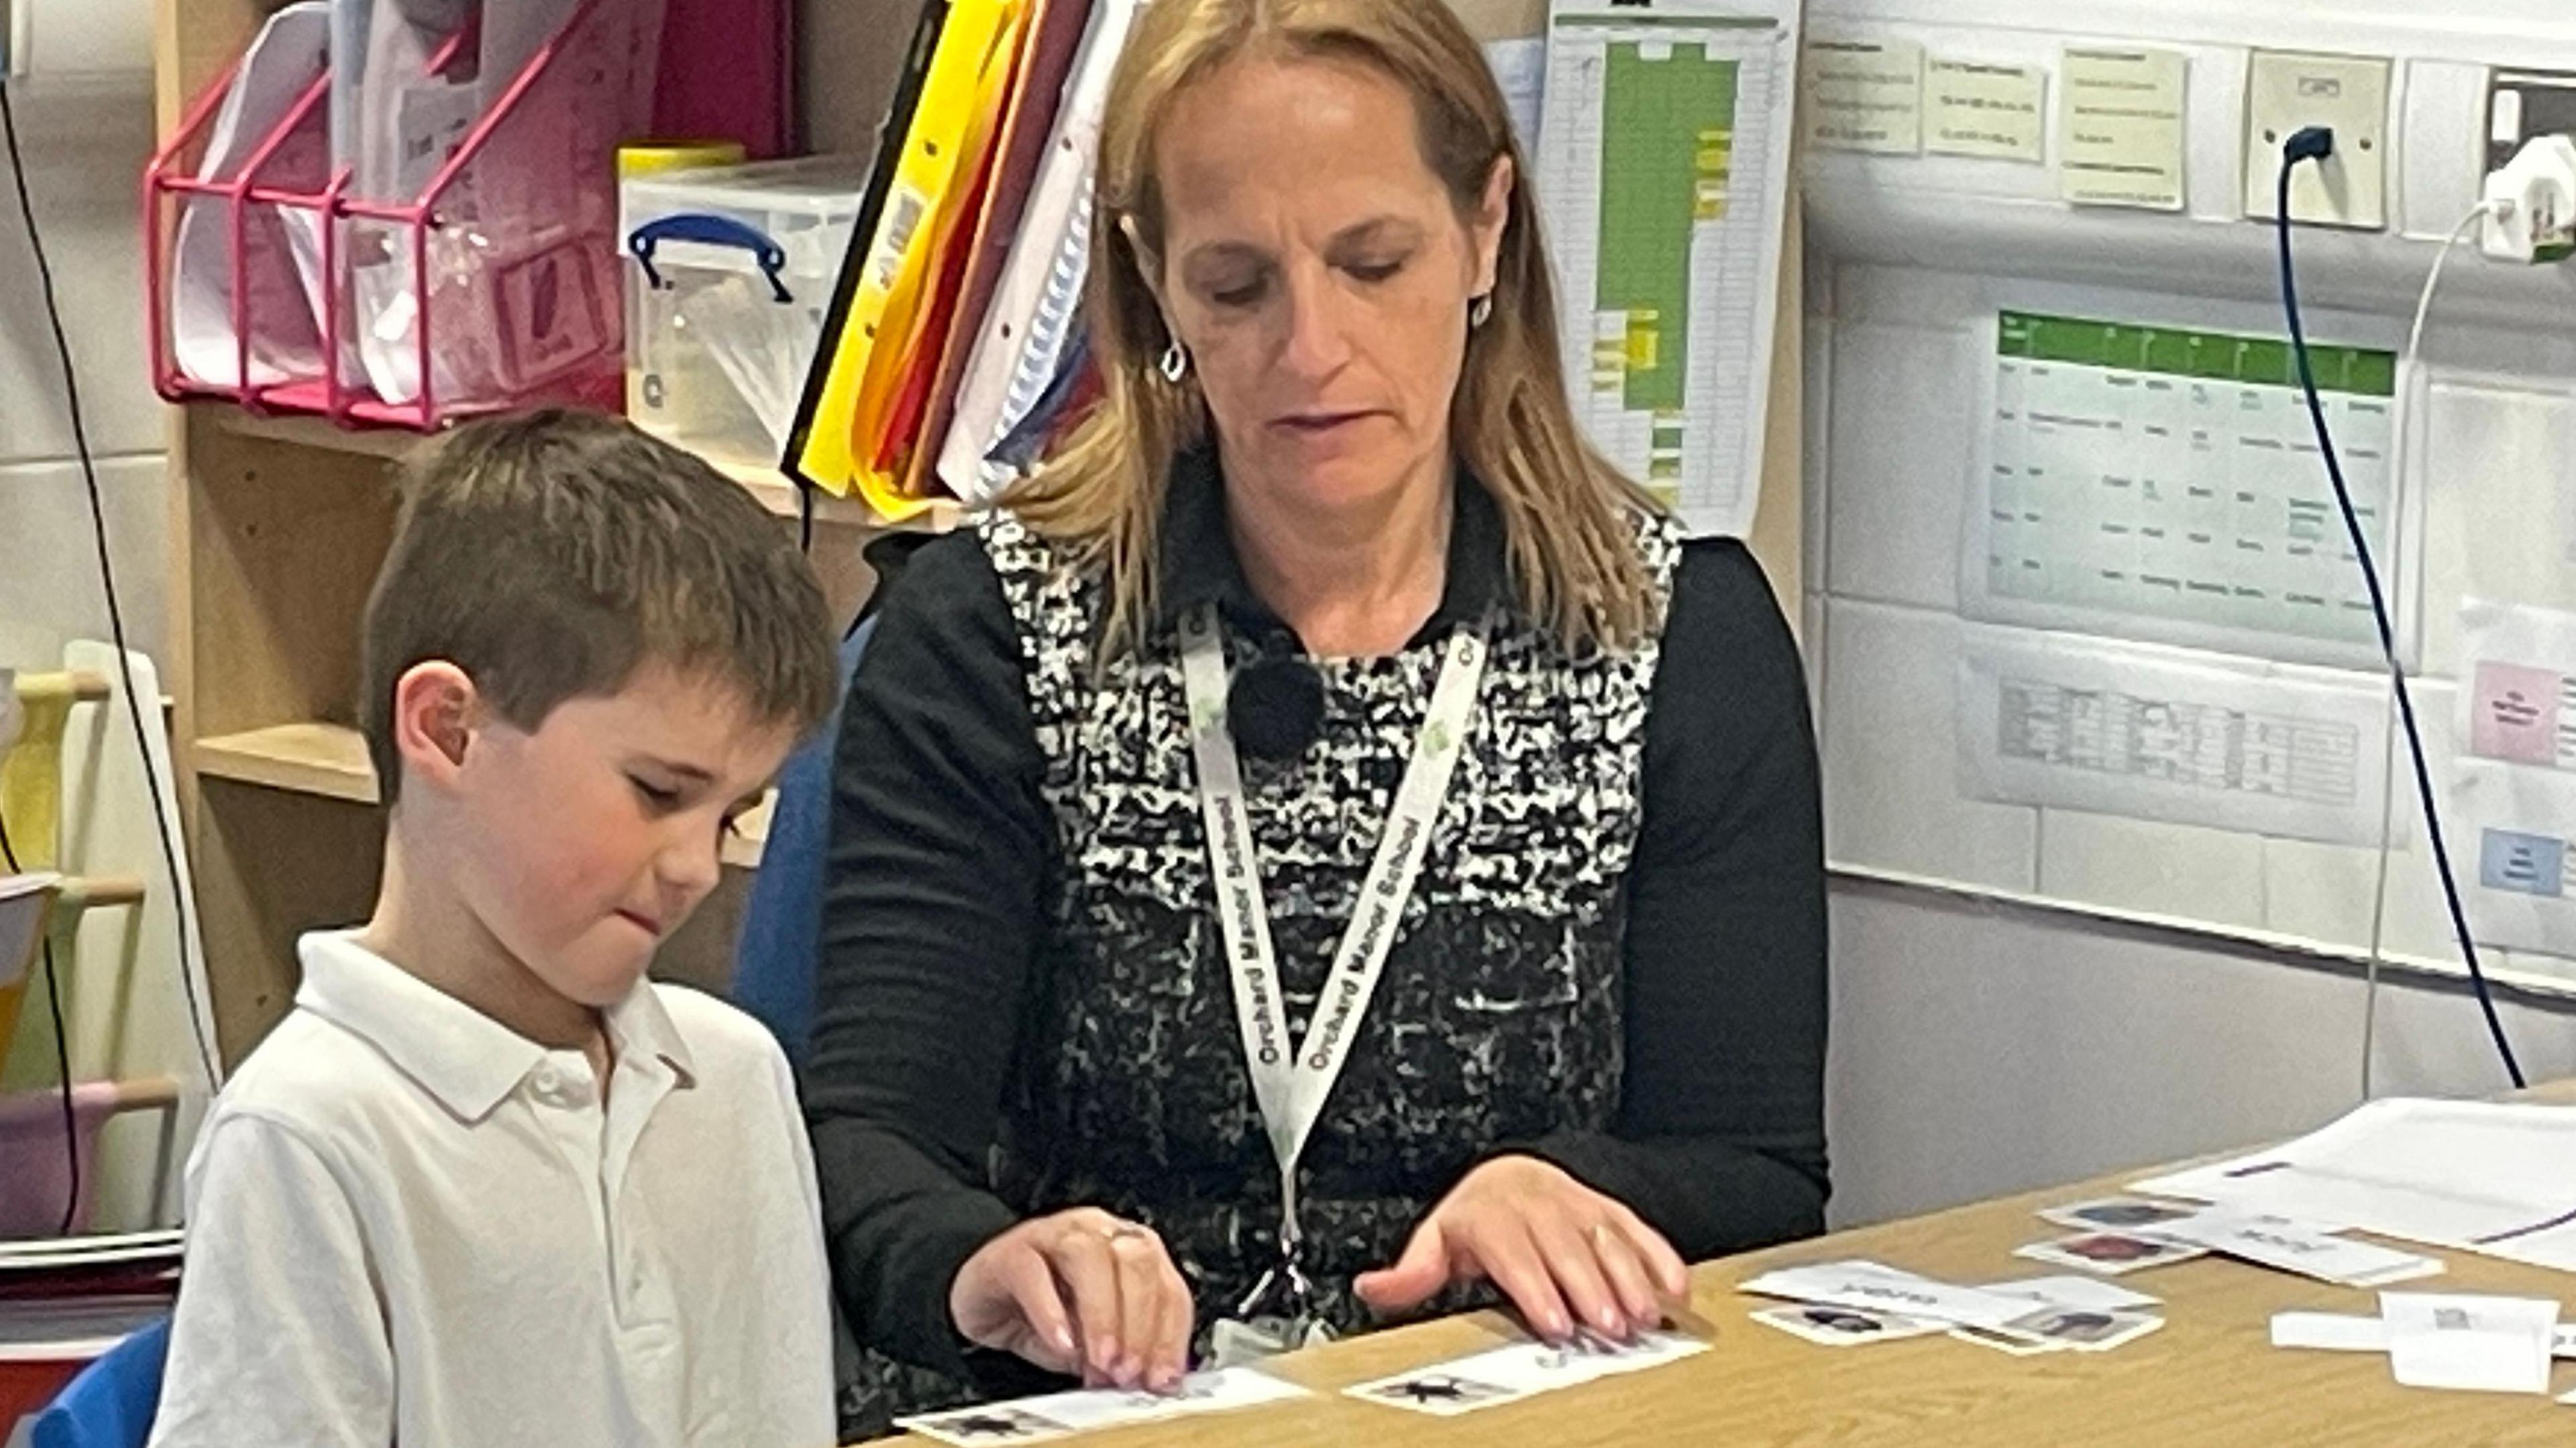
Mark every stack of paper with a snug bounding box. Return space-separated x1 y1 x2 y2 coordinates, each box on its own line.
2131 1099 2576 1274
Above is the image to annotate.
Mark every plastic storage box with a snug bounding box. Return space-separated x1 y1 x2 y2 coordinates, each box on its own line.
621 156 869 471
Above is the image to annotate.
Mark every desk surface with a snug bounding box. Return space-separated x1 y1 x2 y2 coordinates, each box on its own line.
934 1081 2576 1447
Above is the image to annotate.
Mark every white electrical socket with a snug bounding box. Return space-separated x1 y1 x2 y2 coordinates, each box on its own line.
2243 49 2393 230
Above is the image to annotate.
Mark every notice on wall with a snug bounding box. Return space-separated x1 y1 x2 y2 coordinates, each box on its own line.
1963 309 2400 670
1928 56 2046 162
1959 625 2391 846
2059 46 2187 211
1804 35 1924 154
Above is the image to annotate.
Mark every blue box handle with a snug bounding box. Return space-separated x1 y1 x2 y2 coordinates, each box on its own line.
629 213 793 304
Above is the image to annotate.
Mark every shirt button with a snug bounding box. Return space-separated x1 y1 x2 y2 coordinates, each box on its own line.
530 1065 562 1103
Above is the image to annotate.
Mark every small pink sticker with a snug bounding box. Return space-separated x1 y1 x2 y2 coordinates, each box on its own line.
2471 661 2563 765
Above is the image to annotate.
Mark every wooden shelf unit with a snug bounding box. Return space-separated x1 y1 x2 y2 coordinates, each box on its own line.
156 0 938 1063
194 722 379 804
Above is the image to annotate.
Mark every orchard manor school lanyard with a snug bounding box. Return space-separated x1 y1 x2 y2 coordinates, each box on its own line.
1178 602 1492 1337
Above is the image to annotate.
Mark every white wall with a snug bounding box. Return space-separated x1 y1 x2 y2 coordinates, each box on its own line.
0 78 169 672
1794 0 2576 1227
1824 878 2576 1228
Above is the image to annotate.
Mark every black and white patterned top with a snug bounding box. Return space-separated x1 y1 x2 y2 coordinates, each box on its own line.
806 449 1825 1431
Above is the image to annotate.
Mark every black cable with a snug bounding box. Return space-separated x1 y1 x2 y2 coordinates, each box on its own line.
1 76 222 1092
0 809 80 1236
2276 127 2526 1090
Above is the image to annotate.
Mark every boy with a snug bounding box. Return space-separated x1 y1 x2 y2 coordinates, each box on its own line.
150 411 843 1447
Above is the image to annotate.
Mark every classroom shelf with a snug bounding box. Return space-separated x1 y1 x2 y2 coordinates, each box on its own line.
209 405 959 532
194 722 378 804
190 720 775 873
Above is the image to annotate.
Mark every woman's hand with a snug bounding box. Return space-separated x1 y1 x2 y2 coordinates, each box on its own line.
949 1207 1196 1392
1353 1156 1688 1343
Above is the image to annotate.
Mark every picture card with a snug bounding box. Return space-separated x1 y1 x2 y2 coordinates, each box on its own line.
896 1366 1307 1444
1342 1330 1707 1417
2038 1196 2203 1233
1750 1302 1945 1346
2013 1233 2208 1276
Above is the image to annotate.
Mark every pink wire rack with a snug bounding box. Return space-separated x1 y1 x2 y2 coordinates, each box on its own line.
144 0 659 431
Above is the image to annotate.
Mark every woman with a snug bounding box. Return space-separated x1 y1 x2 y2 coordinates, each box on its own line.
805 0 1826 1425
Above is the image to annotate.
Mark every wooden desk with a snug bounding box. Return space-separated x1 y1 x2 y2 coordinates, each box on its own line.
946 1082 2576 1446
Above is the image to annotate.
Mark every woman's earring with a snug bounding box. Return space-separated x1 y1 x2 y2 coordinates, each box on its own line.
1159 340 1190 382
1469 292 1495 330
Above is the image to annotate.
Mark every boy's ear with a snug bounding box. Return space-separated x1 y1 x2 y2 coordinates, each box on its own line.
390 661 480 794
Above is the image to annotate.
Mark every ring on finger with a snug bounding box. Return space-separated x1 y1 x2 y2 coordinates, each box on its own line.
1099 1219 1151 1243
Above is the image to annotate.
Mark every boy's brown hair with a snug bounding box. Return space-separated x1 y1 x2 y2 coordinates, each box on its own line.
360 410 838 804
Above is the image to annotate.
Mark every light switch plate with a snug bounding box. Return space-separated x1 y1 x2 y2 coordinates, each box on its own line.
2244 50 2393 231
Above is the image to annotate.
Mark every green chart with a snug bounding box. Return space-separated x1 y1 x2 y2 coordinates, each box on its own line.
1598 42 1738 418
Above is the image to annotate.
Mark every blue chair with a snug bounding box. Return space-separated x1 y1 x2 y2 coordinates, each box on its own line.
733 613 878 1062
30 1317 168 1448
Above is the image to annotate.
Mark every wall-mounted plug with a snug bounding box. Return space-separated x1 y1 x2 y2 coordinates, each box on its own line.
2483 133 2576 264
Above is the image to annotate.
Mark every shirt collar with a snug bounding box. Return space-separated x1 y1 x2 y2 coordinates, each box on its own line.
1151 445 1511 643
294 931 696 1123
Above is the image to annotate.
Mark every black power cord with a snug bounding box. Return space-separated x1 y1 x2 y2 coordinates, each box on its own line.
0 808 80 1237
1 76 223 1095
2276 125 2527 1091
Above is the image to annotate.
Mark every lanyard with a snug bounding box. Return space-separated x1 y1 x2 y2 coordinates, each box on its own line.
1178 603 1490 1316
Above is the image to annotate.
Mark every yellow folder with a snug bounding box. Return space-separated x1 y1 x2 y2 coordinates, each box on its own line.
793 0 1025 514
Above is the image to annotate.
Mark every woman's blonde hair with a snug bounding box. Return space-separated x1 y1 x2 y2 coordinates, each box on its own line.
1006 0 1662 657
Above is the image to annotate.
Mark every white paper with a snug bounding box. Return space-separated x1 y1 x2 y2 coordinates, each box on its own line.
2059 46 2187 211
1803 36 1923 154
896 1366 1307 1443
2381 1292 2557 1395
1343 1331 1706 1417
1927 56 2045 162
2273 1311 2395 1353
1959 626 2392 845
1965 307 2400 668
1538 0 1800 538
171 3 333 390
1737 1260 2044 1331
2157 1213 2445 1288
2275 1311 2576 1357
1483 37 1546 155
2133 1098 2576 1274
1981 1276 2163 1313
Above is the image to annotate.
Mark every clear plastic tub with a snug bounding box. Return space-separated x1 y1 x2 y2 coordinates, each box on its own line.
621 156 868 471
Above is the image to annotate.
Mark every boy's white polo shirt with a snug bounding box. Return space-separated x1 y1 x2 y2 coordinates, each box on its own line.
148 931 837 1448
